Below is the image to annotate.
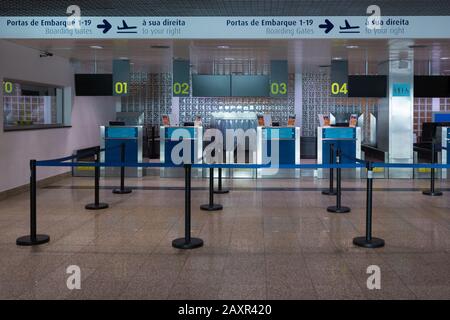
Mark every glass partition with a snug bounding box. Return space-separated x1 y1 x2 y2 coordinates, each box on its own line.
2 79 66 131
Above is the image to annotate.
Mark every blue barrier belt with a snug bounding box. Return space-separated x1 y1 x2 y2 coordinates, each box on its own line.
36 145 119 164
35 161 366 169
372 163 449 169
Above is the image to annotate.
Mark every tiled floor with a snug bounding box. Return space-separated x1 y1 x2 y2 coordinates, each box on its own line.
0 172 449 299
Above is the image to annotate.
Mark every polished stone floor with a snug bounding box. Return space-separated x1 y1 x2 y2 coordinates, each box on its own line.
0 172 449 299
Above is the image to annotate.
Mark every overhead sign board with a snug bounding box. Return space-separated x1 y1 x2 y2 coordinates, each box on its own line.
330 60 348 97
1 16 450 39
112 59 130 96
270 60 288 98
172 60 190 97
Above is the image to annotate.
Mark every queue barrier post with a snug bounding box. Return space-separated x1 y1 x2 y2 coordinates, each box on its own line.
423 139 443 196
16 160 50 246
113 142 132 194
322 143 337 196
214 167 229 194
327 148 351 213
85 147 109 210
172 164 204 249
201 167 223 211
353 161 385 248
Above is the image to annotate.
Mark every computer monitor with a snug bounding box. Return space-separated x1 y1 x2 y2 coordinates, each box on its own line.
109 121 125 126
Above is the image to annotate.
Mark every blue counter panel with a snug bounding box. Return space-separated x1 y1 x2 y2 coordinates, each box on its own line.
322 140 356 164
263 140 296 164
165 127 197 139
105 139 138 163
164 140 196 165
263 127 295 140
323 127 355 139
106 127 138 138
447 129 450 164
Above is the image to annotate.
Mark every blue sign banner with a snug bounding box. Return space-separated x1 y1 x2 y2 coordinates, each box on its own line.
393 83 411 97
1 16 450 39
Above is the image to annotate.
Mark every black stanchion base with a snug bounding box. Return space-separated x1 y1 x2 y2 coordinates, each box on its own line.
214 189 230 194
327 206 351 213
200 203 223 211
16 234 50 246
322 190 337 196
85 203 109 210
172 237 204 249
112 188 132 194
422 190 443 196
353 236 385 248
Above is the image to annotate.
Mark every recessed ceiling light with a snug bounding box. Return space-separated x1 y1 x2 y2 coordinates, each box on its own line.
89 45 103 49
332 57 344 61
217 45 230 49
224 57 235 61
346 45 359 49
118 57 129 60
440 57 450 60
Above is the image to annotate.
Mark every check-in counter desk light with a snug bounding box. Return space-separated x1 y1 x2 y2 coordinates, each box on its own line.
160 126 203 178
317 126 361 179
100 125 143 177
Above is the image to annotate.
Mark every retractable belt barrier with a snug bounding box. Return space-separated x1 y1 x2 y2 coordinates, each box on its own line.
15 149 450 250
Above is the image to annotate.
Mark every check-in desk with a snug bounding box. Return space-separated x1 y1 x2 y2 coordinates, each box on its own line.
440 127 450 178
210 112 258 178
257 126 301 178
317 126 361 179
100 126 143 177
160 126 203 177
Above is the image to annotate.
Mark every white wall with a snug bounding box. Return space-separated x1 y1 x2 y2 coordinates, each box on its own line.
0 40 116 192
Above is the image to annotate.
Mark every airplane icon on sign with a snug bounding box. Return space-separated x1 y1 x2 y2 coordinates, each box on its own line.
117 20 137 33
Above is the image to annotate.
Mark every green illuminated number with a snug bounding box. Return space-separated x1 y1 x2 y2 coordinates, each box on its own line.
115 82 128 94
173 82 189 95
331 82 348 95
271 82 287 95
3 81 13 94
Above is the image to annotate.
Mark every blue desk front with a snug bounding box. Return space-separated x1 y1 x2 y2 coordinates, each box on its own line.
101 126 143 177
321 127 356 164
105 127 139 163
160 126 202 165
259 127 300 165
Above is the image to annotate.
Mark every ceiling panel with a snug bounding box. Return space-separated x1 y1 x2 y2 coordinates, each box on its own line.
8 38 450 74
1 0 450 16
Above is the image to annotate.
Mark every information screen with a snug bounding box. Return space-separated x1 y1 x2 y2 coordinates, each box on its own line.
75 74 113 96
192 75 231 97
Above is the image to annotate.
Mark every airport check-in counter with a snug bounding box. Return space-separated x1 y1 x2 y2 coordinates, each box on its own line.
160 126 203 177
100 126 143 177
440 127 450 178
257 126 300 178
317 126 361 178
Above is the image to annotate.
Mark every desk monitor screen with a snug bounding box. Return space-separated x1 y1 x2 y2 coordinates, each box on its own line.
332 112 352 126
109 121 125 126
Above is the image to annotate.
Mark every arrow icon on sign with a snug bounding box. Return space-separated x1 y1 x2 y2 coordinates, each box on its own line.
319 19 334 34
97 19 112 34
